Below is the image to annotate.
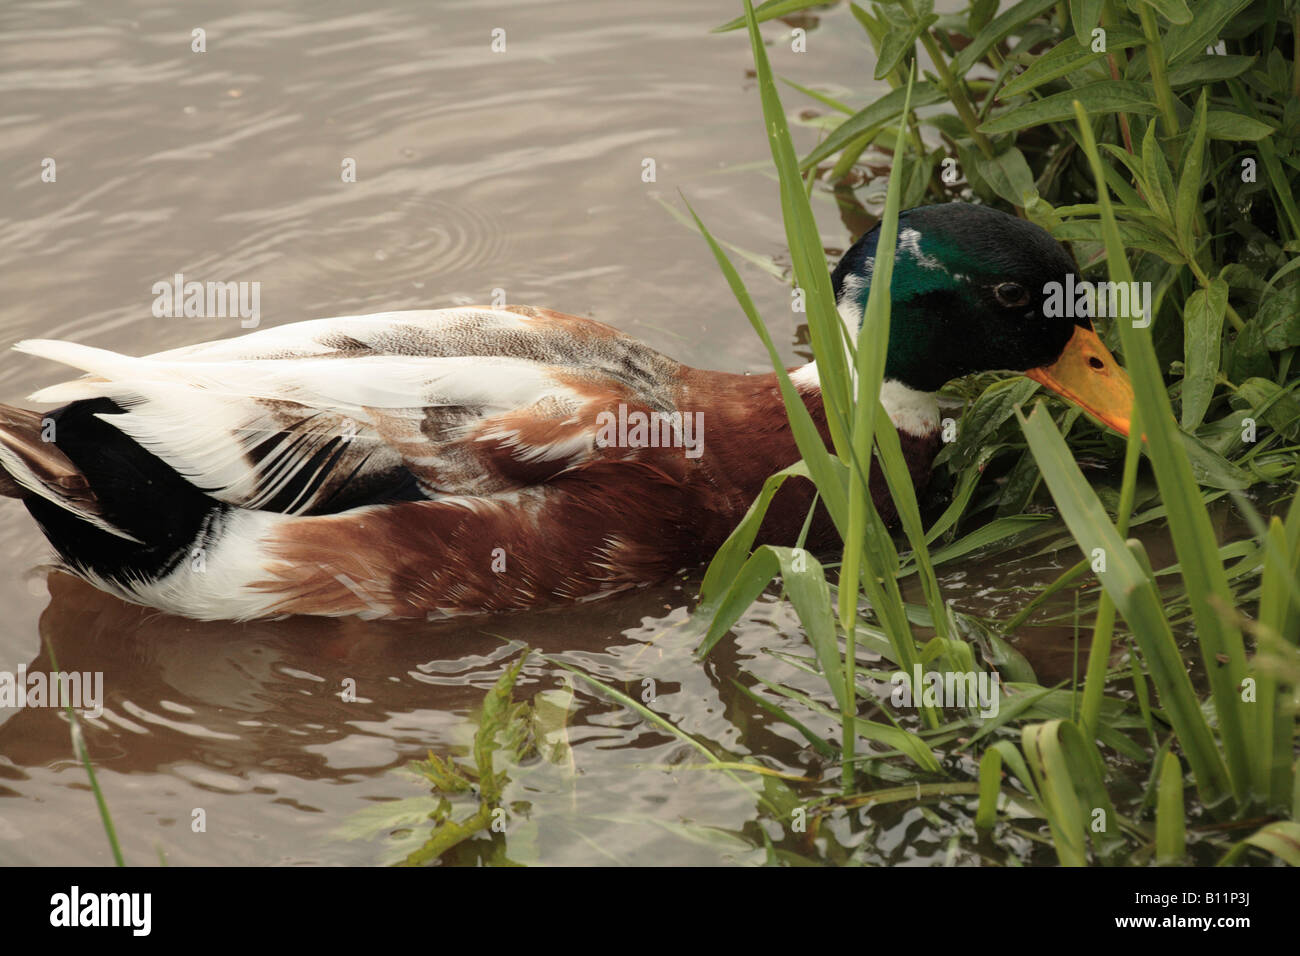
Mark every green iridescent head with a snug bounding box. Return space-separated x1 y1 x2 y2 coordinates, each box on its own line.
832 203 1089 392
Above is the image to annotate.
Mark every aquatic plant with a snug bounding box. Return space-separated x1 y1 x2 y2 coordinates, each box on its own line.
688 0 1298 865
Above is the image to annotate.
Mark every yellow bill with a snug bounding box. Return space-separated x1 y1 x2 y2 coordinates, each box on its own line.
1025 325 1133 436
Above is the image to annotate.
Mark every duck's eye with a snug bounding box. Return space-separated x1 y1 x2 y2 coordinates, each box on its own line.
994 282 1031 308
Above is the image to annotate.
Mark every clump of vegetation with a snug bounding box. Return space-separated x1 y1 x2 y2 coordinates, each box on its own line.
683 0 1299 865
339 652 580 866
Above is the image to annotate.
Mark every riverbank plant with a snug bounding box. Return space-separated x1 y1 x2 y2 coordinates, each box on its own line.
685 0 1299 865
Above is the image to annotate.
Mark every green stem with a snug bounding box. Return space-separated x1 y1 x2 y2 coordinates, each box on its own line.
1000 557 1090 634
1188 258 1246 332
898 0 994 158
921 32 995 158
1137 5 1180 140
1099 0 1134 154
838 495 867 796
46 638 125 866
1080 404 1143 741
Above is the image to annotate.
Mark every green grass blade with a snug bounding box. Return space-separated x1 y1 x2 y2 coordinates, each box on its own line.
1218 821 1300 867
1156 751 1187 865
1022 721 1089 866
1072 99 1251 801
713 0 833 32
693 463 803 622
46 638 125 866
1017 402 1233 805
741 0 853 449
683 201 850 528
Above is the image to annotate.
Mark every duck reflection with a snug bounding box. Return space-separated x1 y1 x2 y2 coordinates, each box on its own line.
0 570 697 781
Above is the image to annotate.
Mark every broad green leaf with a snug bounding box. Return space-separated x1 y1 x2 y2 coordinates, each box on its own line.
1001 28 1144 99
1224 319 1273 382
951 611 1038 685
945 377 1040 472
1161 0 1251 66
695 546 781 657
1236 378 1300 441
874 5 938 81
852 715 942 773
1178 432 1251 490
1140 119 1174 224
1204 111 1277 141
1256 284 1300 349
1166 54 1256 87
800 83 946 170
980 81 1157 135
1181 279 1228 430
1136 0 1192 25
755 670 940 772
771 546 847 711
970 0 999 34
873 401 950 643
1068 0 1104 46
953 0 1060 76
1052 217 1185 264
694 462 801 622
1100 142 1153 204
974 146 1038 206
1174 91 1209 261
730 680 836 758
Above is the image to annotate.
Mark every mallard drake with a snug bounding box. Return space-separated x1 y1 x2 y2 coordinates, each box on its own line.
0 203 1132 621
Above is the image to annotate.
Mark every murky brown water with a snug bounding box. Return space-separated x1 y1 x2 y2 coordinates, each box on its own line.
0 0 1236 866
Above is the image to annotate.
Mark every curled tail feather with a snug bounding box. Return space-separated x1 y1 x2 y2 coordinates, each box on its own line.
0 403 140 541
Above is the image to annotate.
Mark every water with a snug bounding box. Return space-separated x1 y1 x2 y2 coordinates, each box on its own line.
0 0 1225 866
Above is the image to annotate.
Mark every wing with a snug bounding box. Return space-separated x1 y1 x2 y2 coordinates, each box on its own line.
16 306 686 515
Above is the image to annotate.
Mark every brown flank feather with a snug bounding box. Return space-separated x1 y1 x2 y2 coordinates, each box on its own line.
251 368 940 618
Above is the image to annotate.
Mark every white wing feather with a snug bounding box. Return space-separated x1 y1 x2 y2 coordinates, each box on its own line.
13 307 675 514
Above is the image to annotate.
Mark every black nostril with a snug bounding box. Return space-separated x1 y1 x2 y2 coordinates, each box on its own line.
1088 356 1105 370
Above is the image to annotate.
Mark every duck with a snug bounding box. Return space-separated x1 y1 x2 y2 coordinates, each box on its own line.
0 203 1133 622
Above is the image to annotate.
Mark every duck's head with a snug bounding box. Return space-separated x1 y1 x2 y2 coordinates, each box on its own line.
832 203 1132 436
